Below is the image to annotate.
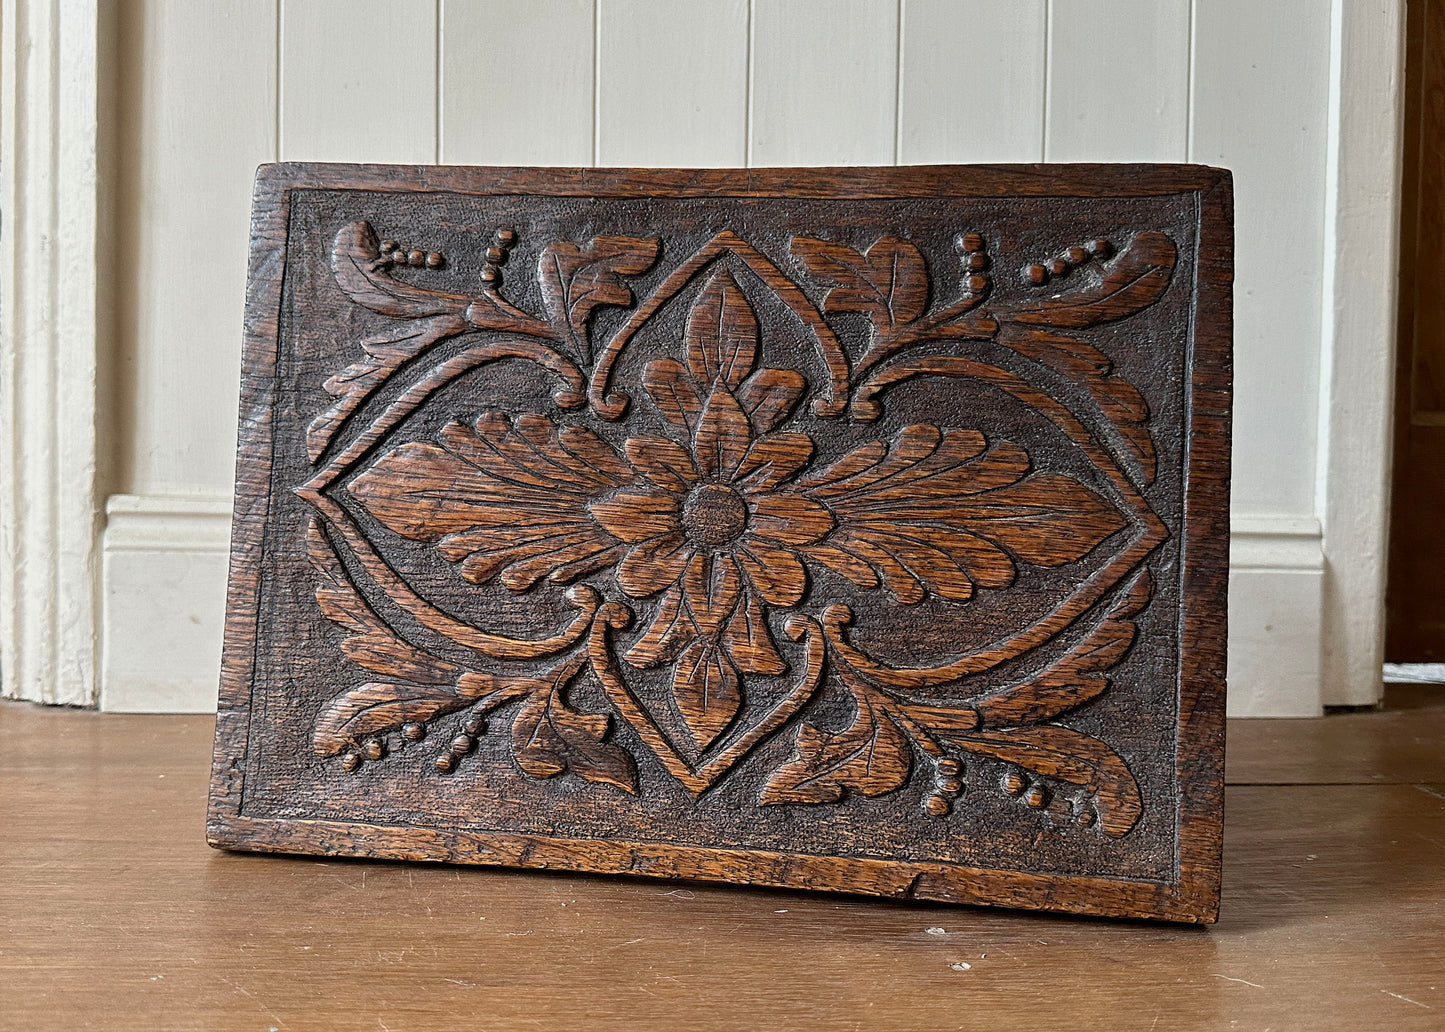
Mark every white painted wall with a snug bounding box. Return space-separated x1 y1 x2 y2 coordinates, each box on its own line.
1 0 1401 714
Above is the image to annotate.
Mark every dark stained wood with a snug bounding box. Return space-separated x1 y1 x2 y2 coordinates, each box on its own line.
6 696 1445 1031
208 163 1233 923
1389 0 1445 660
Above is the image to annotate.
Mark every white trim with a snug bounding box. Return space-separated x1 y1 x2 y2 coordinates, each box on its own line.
0 0 103 706
1227 516 1325 717
1317 0 1406 706
99 494 231 713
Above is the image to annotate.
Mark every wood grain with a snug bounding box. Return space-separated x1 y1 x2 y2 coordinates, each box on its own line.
209 162 1231 923
5 696 1445 1031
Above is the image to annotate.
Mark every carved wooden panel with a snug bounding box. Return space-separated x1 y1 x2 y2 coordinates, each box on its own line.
208 164 1232 923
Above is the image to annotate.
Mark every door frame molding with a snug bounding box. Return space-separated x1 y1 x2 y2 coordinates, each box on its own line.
1318 0 1407 707
0 0 103 705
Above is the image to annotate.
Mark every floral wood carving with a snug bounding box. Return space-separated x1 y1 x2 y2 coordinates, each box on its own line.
297 218 1177 838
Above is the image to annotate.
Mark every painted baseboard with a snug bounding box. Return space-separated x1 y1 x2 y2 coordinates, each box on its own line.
1226 515 1325 717
97 496 1328 717
99 494 232 712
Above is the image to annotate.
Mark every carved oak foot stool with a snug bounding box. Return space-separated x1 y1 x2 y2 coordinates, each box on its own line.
208 164 1232 923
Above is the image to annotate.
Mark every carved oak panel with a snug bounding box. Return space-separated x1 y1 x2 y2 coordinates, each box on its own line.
208 164 1232 923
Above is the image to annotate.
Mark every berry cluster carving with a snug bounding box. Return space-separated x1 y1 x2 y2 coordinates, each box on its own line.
298 219 1176 838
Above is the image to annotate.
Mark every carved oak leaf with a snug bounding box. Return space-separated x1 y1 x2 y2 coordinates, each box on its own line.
943 725 1144 837
509 655 637 793
686 270 759 389
760 685 913 804
539 236 660 357
972 570 1152 727
350 412 632 590
796 425 1128 604
995 232 1179 485
790 235 928 331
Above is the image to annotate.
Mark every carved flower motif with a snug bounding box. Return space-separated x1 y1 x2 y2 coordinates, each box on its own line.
349 265 1129 755
588 376 833 744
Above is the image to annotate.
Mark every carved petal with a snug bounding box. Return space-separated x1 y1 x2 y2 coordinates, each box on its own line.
625 584 697 668
624 435 698 494
643 358 704 432
733 431 815 494
693 384 752 480
589 488 682 543
683 552 743 635
748 493 834 546
724 590 787 676
736 541 807 607
616 534 693 597
735 367 805 432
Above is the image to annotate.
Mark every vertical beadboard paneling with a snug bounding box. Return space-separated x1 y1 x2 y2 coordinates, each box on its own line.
440 0 594 166
750 0 898 166
114 0 277 496
597 0 748 166
280 0 436 162
1192 0 1332 515
899 0 1046 163
1046 0 1191 161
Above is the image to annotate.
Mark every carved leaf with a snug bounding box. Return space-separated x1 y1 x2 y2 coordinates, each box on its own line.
791 236 928 330
308 519 460 684
510 656 637 793
1006 232 1177 329
944 725 1143 837
686 270 759 389
331 221 473 320
760 687 913 804
349 411 630 590
313 682 470 757
307 316 466 461
539 236 660 353
973 570 1152 727
994 232 1177 486
800 426 1127 604
671 638 742 752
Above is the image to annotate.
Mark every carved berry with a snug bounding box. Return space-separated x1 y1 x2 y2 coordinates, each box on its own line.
480 267 500 285
1087 237 1111 257
435 753 456 774
1050 258 1069 276
1002 771 1028 796
486 246 507 264
1027 263 1048 285
1024 784 1050 809
402 722 426 742
936 758 962 777
425 251 444 269
462 712 486 736
340 751 362 772
1077 808 1097 828
968 274 989 293
380 239 398 252
967 251 989 271
451 734 475 755
494 228 516 246
937 777 963 795
924 794 952 817
1066 245 1087 263
362 738 385 761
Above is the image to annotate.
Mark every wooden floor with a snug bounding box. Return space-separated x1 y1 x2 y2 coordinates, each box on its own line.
2 692 1443 1032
